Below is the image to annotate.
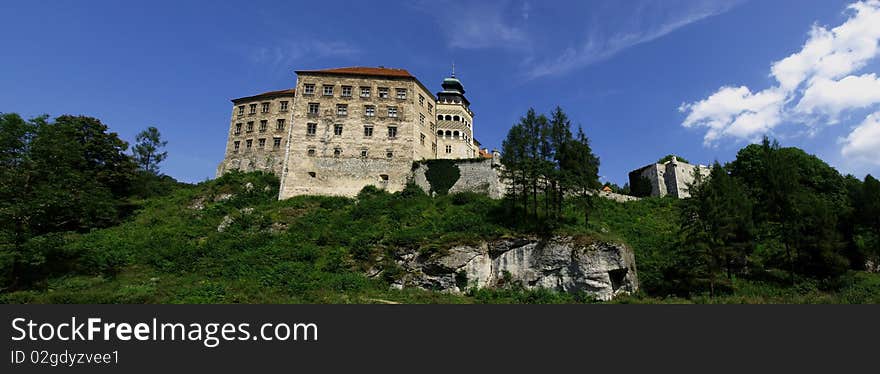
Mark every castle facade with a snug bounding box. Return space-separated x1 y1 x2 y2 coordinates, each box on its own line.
217 66 486 199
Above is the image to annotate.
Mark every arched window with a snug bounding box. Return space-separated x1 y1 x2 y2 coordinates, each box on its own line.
445 115 452 121
437 115 443 120
453 131 459 139
437 130 443 136
453 115 460 121
445 130 452 138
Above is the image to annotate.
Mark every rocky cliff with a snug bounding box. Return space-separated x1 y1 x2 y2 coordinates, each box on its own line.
380 236 638 301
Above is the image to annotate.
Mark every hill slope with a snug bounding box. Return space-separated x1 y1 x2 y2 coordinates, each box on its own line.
2 172 877 304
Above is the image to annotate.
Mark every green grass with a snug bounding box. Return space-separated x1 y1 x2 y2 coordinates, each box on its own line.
2 171 877 304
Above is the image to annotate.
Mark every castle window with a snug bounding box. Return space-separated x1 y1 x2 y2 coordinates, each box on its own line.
388 106 398 118
428 103 433 112
386 150 393 158
334 124 343 136
234 123 242 135
437 115 443 120
419 95 425 106
341 86 352 97
322 85 334 96
419 113 425 125
308 103 319 115
249 104 257 115
396 88 407 99
246 121 254 132
360 86 371 97
303 84 315 95
445 145 452 154
365 105 375 117
237 106 245 116
333 147 342 157
360 148 368 158
259 120 268 132
261 102 270 113
432 143 437 153
258 138 266 148
273 137 281 148
430 122 436 131
337 104 348 116
380 174 389 181
453 131 459 139
445 130 451 138
387 126 397 138
233 141 240 152
280 101 289 111
276 119 285 131
437 130 443 136
363 125 373 137
453 115 460 121
445 115 451 120
307 147 316 156
246 139 253 149
378 87 389 98
308 172 316 178
420 133 425 145
306 123 317 136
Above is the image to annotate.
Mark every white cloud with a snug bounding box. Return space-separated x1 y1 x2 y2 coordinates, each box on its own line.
795 73 880 120
527 1 740 79
680 86 785 144
771 1 880 91
414 0 530 51
249 40 361 67
680 0 880 159
841 111 880 164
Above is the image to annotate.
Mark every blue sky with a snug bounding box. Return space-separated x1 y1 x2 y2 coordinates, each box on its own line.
2 0 879 184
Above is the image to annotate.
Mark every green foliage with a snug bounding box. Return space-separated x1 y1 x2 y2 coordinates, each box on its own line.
132 126 168 174
657 154 691 164
0 113 140 289
423 159 461 195
500 107 600 229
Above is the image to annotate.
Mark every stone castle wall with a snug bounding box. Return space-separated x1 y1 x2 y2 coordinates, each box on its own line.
630 157 709 198
217 93 294 177
411 158 507 198
278 72 437 199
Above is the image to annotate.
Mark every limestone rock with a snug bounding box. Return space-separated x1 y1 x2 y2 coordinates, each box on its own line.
388 236 638 301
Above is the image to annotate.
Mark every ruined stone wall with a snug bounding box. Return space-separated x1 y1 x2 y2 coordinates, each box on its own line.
631 158 709 198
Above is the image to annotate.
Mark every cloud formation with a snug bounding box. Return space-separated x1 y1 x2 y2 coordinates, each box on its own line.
250 40 361 68
841 112 880 165
527 1 741 78
680 1 880 169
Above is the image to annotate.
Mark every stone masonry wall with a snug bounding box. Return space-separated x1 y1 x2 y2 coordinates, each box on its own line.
412 158 507 198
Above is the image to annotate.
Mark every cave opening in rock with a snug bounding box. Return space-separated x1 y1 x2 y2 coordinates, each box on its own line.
609 268 627 292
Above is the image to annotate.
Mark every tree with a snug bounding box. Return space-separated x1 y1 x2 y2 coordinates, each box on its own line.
560 126 600 226
132 126 168 174
0 114 137 288
679 162 754 295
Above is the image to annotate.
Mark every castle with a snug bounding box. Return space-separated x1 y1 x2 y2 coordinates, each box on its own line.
628 156 709 198
217 66 495 199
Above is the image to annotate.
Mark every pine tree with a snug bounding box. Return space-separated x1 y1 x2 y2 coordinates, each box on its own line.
132 126 168 175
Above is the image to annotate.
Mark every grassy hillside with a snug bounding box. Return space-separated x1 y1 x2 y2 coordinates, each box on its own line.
2 171 877 304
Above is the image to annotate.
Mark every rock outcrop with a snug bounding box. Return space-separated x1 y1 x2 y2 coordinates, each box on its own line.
385 236 638 301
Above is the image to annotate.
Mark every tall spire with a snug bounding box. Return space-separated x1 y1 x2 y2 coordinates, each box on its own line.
451 61 455 78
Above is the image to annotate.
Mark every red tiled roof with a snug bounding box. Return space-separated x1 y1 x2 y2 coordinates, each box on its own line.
296 66 414 79
231 88 295 103
479 149 493 159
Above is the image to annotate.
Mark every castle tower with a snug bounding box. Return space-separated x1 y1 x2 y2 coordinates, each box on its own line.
434 67 477 159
